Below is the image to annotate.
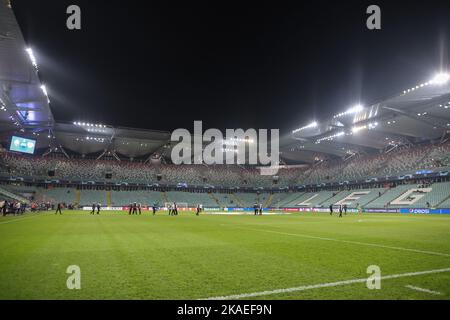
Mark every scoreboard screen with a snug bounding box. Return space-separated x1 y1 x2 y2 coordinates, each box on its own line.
10 136 36 154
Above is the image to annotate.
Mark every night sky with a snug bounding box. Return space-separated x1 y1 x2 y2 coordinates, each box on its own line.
11 0 450 133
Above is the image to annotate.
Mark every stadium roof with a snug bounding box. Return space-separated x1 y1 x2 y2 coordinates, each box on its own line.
282 73 450 164
0 1 53 134
7 73 446 164
0 120 171 159
52 122 170 158
0 2 169 159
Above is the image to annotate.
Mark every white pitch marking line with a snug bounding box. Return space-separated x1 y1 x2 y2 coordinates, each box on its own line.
230 226 450 258
405 285 442 295
0 213 48 225
201 267 450 300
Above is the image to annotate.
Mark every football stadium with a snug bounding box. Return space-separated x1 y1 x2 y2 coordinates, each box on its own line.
1 1 450 303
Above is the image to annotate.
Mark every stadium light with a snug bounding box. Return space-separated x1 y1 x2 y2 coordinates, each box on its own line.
74 121 108 129
346 104 364 114
315 131 345 144
292 121 318 134
333 105 364 119
40 85 50 103
430 73 450 85
40 85 48 96
351 122 378 134
25 48 38 69
351 125 365 133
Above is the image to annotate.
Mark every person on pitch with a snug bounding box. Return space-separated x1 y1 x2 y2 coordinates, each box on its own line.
97 203 101 214
91 203 96 215
55 202 63 215
357 204 363 215
329 204 333 216
173 202 178 216
1 200 7 216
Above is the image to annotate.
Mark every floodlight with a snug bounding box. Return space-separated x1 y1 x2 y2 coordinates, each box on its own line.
25 48 38 69
292 121 318 134
347 104 363 114
40 85 48 96
351 125 366 133
430 73 450 85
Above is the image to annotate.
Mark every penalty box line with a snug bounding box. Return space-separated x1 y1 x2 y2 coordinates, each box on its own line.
201 267 450 300
224 225 450 258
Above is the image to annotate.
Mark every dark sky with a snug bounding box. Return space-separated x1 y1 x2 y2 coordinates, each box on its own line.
11 0 450 133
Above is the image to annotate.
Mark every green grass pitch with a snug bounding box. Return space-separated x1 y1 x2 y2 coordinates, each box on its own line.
0 210 449 300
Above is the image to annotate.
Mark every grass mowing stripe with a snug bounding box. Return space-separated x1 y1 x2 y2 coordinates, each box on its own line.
227 226 450 258
202 267 450 300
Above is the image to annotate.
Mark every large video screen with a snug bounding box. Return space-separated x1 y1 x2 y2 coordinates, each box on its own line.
10 136 36 154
